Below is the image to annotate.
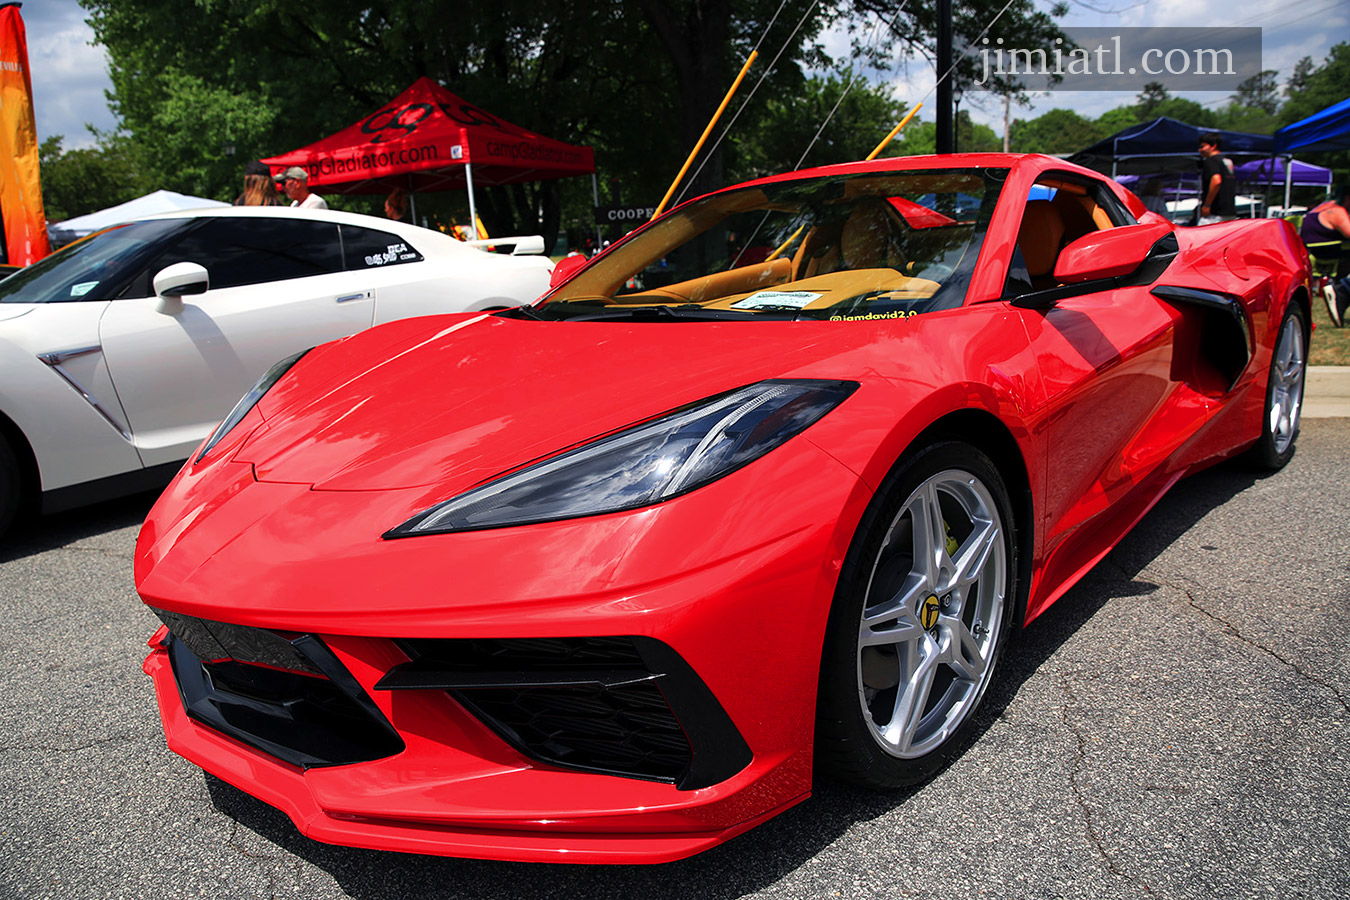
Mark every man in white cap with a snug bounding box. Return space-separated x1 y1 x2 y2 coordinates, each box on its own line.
275 166 328 210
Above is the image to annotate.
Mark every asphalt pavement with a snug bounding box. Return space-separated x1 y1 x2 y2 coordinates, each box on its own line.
1 401 1347 899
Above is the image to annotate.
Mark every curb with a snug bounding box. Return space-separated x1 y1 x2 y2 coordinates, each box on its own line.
1306 366 1350 418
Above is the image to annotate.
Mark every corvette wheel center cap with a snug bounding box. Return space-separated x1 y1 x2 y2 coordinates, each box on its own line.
920 594 941 631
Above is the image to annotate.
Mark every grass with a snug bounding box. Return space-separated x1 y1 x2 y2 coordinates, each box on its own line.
1309 282 1350 366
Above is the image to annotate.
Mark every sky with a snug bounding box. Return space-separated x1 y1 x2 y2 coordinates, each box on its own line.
24 0 1350 153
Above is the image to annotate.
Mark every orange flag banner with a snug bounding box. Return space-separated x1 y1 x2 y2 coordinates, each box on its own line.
0 2 49 265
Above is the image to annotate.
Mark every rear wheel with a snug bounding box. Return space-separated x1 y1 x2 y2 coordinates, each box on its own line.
816 442 1017 788
1247 302 1307 470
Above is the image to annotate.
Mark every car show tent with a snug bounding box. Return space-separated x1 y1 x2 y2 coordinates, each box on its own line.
263 77 595 229
47 189 229 246
1068 116 1276 177
1275 97 1350 154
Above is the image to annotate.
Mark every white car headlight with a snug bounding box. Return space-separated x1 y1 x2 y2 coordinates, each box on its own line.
386 379 857 536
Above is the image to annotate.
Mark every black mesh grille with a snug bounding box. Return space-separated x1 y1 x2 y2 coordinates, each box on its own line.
379 636 751 790
458 683 692 781
153 610 403 768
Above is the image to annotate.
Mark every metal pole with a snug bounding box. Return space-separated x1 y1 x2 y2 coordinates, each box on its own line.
936 0 953 154
592 171 602 250
464 162 479 238
1283 156 1292 214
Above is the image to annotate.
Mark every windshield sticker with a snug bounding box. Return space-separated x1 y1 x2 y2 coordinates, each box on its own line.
364 243 415 267
732 290 821 310
829 310 919 321
69 281 99 298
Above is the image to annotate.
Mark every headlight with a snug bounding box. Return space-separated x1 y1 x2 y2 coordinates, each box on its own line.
386 379 857 537
195 348 310 463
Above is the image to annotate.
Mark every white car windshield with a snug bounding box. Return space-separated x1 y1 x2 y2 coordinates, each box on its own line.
0 219 191 304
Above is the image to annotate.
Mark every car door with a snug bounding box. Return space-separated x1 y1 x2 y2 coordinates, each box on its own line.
1006 181 1202 600
98 216 375 467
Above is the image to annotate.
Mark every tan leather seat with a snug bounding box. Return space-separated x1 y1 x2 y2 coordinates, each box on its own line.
839 198 904 271
1017 200 1066 282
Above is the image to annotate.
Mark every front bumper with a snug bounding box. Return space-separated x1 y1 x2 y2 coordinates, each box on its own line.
138 438 870 863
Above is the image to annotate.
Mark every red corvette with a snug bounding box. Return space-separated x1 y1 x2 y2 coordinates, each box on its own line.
135 153 1310 864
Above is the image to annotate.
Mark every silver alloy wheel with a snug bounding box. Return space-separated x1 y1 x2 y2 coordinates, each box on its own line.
856 469 1007 759
1269 313 1306 456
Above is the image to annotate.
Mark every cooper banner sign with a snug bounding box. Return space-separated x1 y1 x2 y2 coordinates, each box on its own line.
598 205 658 224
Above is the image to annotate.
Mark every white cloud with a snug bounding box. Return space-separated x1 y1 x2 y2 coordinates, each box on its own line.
22 0 118 149
853 0 1349 139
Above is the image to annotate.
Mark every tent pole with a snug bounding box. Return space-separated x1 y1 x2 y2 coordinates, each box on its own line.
464 163 480 239
1283 156 1292 214
592 172 601 250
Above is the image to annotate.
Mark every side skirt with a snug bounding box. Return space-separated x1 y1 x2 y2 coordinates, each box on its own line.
41 460 186 515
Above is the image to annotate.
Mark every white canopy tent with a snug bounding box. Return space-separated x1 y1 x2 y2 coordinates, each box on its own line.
48 190 230 245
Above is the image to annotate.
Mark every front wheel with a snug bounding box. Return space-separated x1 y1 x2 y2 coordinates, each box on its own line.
1246 302 1307 470
816 442 1017 788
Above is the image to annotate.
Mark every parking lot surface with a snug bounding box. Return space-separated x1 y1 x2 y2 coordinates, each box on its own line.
2 420 1348 899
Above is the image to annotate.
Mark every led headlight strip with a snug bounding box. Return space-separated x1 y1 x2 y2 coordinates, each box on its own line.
386 379 857 537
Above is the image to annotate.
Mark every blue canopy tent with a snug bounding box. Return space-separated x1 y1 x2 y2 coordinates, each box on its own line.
1275 98 1350 154
1068 117 1276 177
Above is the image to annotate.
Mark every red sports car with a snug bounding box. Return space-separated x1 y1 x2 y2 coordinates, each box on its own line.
135 153 1310 864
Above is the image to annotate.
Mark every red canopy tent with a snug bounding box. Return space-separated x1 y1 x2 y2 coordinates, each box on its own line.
263 77 594 228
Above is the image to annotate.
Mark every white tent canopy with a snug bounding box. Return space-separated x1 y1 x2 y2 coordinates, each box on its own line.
49 190 230 244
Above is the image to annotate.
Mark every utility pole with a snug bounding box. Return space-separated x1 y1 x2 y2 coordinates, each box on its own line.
1003 93 1011 152
936 0 953 154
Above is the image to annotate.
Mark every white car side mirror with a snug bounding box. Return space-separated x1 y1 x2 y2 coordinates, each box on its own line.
153 262 209 314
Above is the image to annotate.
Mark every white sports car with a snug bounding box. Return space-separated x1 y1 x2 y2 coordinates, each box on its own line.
0 206 553 531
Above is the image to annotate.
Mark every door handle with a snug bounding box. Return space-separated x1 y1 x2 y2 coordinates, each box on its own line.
336 291 373 304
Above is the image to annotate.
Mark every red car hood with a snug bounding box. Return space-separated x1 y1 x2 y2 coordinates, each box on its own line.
237 312 873 496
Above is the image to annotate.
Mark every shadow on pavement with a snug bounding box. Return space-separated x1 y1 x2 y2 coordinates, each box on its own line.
197 461 1262 899
0 489 160 564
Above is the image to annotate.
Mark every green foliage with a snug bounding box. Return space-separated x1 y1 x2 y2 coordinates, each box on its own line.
1230 70 1280 115
731 73 909 177
1280 42 1350 127
1009 108 1102 154
80 0 1068 245
38 133 151 222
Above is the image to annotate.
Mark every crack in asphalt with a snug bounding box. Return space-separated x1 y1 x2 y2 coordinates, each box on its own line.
1057 676 1157 896
1101 557 1349 715
226 819 288 900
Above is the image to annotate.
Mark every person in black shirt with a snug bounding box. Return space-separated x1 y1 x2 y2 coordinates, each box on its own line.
1197 133 1235 224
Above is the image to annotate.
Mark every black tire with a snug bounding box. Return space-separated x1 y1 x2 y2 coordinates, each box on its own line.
816 441 1018 788
0 433 20 536
1246 302 1308 471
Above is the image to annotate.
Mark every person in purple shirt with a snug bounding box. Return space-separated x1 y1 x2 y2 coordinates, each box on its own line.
1300 184 1350 326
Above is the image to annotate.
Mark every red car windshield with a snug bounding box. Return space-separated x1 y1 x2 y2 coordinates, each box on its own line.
535 167 1007 321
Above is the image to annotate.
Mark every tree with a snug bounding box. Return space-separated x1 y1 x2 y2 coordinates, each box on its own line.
1135 82 1169 118
1286 56 1315 98
81 0 1069 243
1280 41 1350 126
38 133 150 222
1008 108 1101 154
1230 70 1280 115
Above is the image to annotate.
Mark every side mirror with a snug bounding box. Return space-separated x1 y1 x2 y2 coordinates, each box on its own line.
1053 222 1173 284
549 254 588 288
153 262 209 313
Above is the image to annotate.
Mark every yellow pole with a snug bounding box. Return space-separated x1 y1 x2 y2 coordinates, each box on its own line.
866 103 923 161
651 50 758 220
765 103 925 263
